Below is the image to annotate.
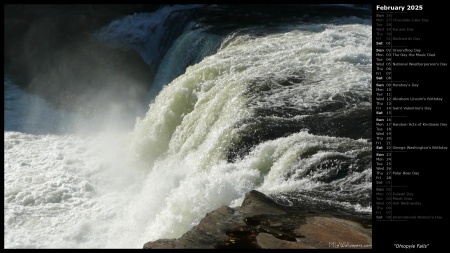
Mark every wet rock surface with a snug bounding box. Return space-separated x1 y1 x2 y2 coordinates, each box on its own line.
143 190 371 249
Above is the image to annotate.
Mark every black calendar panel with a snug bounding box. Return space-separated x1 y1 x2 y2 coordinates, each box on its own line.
373 3 448 250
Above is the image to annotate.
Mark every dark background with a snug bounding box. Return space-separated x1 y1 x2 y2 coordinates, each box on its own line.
373 3 448 250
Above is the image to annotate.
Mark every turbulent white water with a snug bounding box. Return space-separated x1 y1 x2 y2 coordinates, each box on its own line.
149 28 222 100
4 16 371 248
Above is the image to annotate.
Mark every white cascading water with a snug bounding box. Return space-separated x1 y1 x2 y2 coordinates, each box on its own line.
4 15 371 248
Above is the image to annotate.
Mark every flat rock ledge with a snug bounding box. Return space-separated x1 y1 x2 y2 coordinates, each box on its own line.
143 190 372 249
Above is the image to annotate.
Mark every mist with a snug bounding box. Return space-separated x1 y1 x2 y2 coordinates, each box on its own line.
4 4 158 135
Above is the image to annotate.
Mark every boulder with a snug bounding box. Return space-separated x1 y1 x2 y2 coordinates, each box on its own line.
143 190 372 249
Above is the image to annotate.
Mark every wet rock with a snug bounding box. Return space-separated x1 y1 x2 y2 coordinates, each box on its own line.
143 190 372 249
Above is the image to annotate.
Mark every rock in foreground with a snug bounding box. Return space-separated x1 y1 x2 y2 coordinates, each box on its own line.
143 190 371 249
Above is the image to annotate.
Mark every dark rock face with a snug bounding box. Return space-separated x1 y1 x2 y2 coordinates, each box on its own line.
144 206 241 249
4 4 158 115
143 190 372 249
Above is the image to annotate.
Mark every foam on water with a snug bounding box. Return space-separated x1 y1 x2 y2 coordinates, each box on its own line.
123 20 372 243
4 131 146 248
4 18 371 248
